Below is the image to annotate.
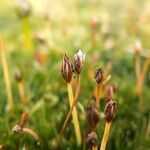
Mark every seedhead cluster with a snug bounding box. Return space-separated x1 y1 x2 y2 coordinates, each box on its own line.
59 50 117 150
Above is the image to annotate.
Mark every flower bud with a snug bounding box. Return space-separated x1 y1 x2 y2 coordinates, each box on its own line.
134 40 142 54
61 54 72 83
20 112 28 128
12 125 22 133
104 100 117 122
86 102 100 129
15 0 31 18
94 68 103 84
87 132 98 148
72 50 85 74
14 69 22 82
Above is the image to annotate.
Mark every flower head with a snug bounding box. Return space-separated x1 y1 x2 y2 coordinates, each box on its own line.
61 54 72 83
72 50 85 74
20 112 28 128
14 69 22 82
94 68 104 84
87 132 98 148
86 102 100 129
104 100 117 122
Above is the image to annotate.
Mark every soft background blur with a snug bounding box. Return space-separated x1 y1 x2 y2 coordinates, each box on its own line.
0 0 150 149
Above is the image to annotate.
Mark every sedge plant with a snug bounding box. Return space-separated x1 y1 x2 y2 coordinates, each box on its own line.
94 68 111 108
86 102 100 150
14 69 26 106
100 85 117 150
59 53 82 146
57 50 85 146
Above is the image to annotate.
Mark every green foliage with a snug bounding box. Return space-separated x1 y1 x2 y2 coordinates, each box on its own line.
0 0 150 149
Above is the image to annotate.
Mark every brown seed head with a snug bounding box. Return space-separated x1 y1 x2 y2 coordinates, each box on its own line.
14 69 22 82
104 100 117 122
20 112 28 128
94 68 104 84
86 102 100 128
72 50 85 74
87 132 98 148
61 54 72 83
12 125 22 133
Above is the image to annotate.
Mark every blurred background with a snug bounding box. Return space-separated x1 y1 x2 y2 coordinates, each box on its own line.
0 0 150 149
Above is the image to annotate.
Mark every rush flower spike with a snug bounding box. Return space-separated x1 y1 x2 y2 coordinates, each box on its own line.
14 69 22 82
72 50 85 74
87 132 98 148
20 112 28 128
61 54 72 83
86 102 100 129
104 100 117 122
94 68 104 84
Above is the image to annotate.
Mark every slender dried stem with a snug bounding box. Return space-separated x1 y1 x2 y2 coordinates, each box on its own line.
100 122 111 150
22 128 40 141
0 33 14 111
96 84 101 107
18 81 26 105
67 82 81 145
57 75 81 147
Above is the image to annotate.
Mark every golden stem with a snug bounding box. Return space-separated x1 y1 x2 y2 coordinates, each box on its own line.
100 122 111 150
18 81 26 105
96 84 101 108
0 33 14 111
21 17 33 50
22 128 40 141
57 75 81 146
74 74 80 100
67 82 82 145
92 146 98 150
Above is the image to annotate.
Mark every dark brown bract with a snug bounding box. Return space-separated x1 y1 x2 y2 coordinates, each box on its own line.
86 102 100 128
72 50 85 74
14 69 22 82
94 68 103 84
87 132 98 148
61 54 72 83
104 100 117 122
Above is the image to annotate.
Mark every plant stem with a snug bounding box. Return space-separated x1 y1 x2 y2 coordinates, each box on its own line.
18 81 26 105
21 17 33 50
92 146 98 150
100 122 111 150
67 82 82 145
96 84 101 108
0 34 14 111
95 75 111 108
57 75 81 146
22 128 40 141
